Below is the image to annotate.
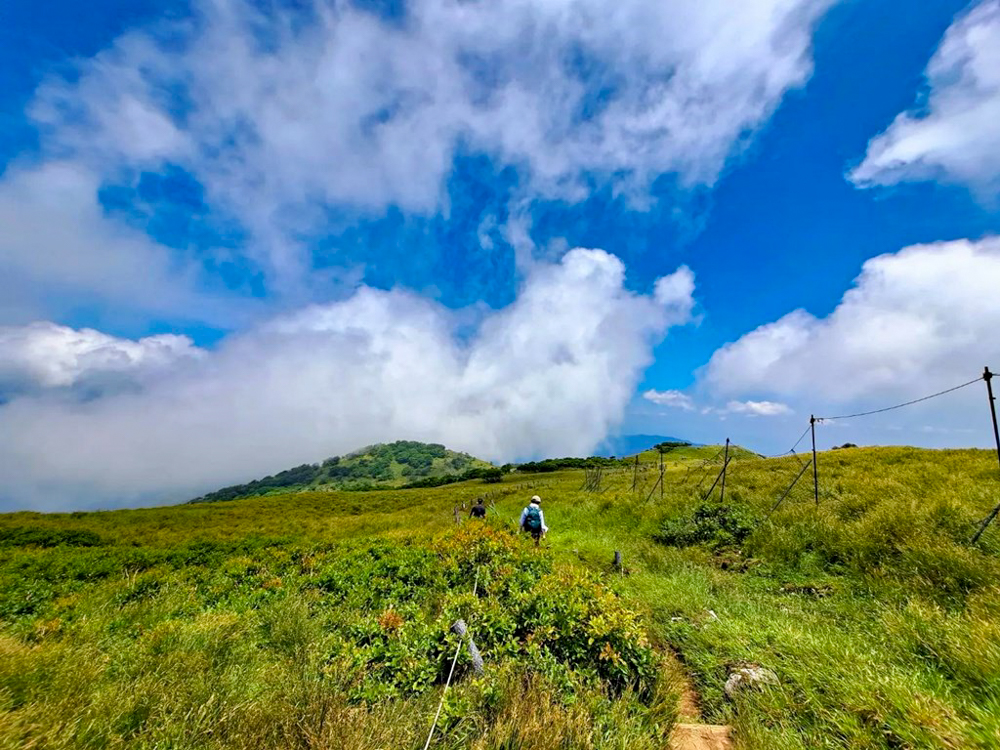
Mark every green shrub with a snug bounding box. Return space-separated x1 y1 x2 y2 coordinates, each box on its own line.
654 501 757 551
0 526 103 548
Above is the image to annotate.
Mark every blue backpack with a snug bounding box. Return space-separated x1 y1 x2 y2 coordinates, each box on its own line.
523 505 542 532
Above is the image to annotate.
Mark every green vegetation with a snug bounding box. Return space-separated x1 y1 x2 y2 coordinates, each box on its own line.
513 456 633 473
653 500 756 550
653 440 693 453
2 444 1000 748
401 465 504 488
0 490 677 750
191 441 495 501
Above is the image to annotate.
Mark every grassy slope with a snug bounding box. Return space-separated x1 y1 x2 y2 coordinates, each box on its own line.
2 446 1000 748
191 441 495 502
567 446 1000 749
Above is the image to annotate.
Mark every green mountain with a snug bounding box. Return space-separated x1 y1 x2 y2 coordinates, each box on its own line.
189 440 496 502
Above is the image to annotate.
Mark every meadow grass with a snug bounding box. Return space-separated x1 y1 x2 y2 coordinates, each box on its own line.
1 445 999 748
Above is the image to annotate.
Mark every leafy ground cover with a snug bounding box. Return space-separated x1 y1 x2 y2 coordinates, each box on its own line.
0 496 677 749
2 444 999 748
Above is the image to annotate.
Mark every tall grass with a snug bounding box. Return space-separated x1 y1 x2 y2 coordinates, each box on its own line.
0 518 673 749
2 445 999 748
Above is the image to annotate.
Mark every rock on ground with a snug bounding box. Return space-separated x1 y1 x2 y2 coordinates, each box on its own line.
724 665 779 698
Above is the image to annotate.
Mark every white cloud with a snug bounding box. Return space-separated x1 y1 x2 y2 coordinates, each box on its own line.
20 0 836 294
641 386 790 417
642 389 696 410
0 249 695 511
703 237 1000 403
654 265 697 322
0 322 201 397
850 1 1000 198
723 399 792 417
0 163 237 325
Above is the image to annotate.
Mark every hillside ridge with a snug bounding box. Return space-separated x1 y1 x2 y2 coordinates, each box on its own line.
189 440 495 503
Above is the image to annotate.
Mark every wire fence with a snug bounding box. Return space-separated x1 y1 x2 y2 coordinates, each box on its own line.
460 368 999 545
814 376 984 422
631 367 1000 544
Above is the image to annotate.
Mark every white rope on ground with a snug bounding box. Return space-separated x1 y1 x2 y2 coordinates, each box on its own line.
422 571 478 750
421 640 462 750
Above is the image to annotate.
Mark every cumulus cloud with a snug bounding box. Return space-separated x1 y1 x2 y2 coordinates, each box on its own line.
703 237 1000 403
641 388 789 417
18 0 836 295
0 249 695 511
642 389 696 410
850 1 1000 198
0 322 201 398
654 265 697 318
722 399 793 417
630 240 1000 455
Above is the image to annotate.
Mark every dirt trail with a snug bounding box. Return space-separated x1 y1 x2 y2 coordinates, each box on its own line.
670 723 732 750
668 666 732 750
676 679 700 721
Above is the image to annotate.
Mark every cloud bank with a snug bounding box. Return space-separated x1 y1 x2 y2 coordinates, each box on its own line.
630 239 1000 454
0 249 695 511
0 321 200 398
851 0 1000 199
703 237 1000 404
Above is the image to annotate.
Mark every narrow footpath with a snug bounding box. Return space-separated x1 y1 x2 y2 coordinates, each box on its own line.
668 672 732 750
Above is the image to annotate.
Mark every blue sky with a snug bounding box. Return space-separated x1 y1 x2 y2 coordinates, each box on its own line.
1 0 999 510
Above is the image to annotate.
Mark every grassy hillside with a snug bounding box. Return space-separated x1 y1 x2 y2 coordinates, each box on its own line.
2 445 1000 748
190 440 496 501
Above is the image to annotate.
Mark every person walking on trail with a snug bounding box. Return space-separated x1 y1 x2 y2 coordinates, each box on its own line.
519 495 548 546
469 498 487 519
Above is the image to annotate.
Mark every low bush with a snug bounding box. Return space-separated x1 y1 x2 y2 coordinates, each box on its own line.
0 520 664 748
312 525 656 702
0 526 103 548
654 501 757 551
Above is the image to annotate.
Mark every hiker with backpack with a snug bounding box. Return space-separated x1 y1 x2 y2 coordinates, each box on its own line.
469 498 487 519
519 495 548 546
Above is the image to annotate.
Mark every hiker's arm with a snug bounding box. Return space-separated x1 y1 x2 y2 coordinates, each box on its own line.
539 509 548 533
518 508 527 526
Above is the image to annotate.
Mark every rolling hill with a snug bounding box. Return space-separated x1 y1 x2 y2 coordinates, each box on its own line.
3 443 999 749
188 438 704 504
189 440 496 502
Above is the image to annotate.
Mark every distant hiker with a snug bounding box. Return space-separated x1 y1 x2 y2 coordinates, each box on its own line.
519 495 548 546
469 498 487 519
